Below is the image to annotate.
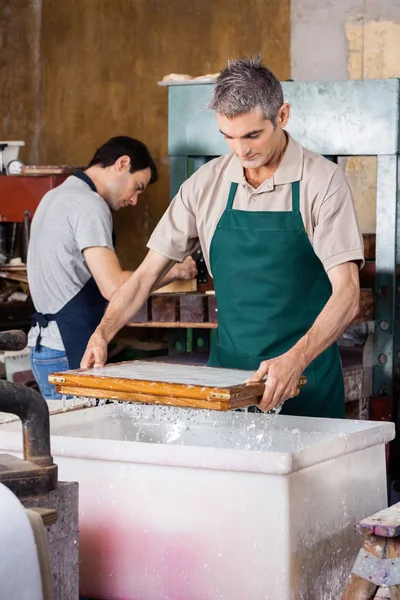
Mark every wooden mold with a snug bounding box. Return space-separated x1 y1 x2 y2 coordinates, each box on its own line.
48 360 307 411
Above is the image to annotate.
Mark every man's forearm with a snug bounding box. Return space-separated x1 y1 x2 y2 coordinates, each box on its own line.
98 273 155 343
118 268 176 292
120 261 194 294
291 284 359 370
153 270 177 291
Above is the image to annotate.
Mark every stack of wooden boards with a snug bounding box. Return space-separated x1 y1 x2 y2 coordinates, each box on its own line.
131 290 371 327
133 291 218 326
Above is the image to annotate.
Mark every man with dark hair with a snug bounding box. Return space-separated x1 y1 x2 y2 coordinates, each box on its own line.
27 136 196 399
82 59 364 419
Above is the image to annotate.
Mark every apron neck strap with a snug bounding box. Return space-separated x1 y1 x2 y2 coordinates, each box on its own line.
291 181 300 213
226 182 239 210
73 170 97 193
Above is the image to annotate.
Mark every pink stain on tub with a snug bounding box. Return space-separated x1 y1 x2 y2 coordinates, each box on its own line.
79 515 212 600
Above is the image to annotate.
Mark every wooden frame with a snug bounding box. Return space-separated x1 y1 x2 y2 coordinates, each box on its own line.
48 362 307 411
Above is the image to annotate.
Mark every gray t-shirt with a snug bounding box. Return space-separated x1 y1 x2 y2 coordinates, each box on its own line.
27 175 114 350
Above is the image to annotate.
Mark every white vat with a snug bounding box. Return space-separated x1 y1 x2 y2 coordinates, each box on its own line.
0 404 394 600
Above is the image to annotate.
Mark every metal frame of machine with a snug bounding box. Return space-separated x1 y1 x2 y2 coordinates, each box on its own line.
160 77 400 454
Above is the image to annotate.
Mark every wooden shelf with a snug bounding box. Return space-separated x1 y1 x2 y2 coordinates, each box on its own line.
127 321 217 329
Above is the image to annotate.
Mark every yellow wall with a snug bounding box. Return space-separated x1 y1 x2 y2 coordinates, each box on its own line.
345 18 400 233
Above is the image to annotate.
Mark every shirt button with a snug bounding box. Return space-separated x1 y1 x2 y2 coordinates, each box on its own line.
250 196 256 202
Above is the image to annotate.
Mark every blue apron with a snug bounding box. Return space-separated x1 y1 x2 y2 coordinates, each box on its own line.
31 171 109 370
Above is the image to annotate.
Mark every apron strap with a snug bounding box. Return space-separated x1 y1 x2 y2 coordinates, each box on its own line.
31 312 56 352
73 170 97 193
291 181 300 213
226 182 239 210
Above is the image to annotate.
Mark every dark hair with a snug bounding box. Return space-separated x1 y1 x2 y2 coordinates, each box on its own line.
87 136 157 183
208 55 284 126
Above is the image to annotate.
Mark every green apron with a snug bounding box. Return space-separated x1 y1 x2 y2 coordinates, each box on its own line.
207 180 345 418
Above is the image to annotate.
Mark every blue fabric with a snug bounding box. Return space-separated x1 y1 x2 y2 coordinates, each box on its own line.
31 276 107 370
29 345 69 400
73 170 97 192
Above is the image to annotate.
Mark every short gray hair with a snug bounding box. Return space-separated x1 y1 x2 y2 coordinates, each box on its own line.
208 55 284 125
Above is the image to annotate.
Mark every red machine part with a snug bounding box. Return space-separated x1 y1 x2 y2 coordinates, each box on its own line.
0 175 67 222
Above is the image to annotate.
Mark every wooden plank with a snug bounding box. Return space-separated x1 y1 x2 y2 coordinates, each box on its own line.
154 279 197 294
49 373 269 403
208 295 218 323
29 507 58 526
51 372 266 403
21 165 82 175
341 573 378 600
354 289 374 324
363 234 376 261
151 294 180 322
130 300 149 323
127 321 217 329
55 385 256 411
0 271 28 284
388 538 400 600
359 262 375 288
356 503 400 538
180 294 207 322
341 535 382 600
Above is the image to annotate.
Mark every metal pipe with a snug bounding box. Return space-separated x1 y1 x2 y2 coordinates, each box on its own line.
22 210 31 263
0 380 54 467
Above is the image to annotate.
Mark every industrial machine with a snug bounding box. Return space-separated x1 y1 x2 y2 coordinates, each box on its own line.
0 329 79 599
0 161 68 331
0 329 57 496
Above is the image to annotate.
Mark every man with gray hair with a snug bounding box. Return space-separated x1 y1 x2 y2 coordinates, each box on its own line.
81 57 364 418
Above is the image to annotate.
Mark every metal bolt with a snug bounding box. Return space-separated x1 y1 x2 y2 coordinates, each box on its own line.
380 320 389 331
379 354 388 365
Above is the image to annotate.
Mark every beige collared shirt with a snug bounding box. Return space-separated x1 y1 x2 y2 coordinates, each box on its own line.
147 134 364 274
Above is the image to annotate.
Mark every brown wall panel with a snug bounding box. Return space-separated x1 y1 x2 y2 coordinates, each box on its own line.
0 0 42 163
1 0 290 267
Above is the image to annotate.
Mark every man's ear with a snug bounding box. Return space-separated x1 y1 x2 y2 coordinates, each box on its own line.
114 155 131 172
278 103 290 128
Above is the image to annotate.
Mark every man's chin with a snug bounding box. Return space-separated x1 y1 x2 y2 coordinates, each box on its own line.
239 157 263 169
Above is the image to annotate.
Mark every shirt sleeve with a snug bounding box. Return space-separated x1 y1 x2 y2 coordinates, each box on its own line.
147 181 199 262
313 166 365 271
71 196 114 253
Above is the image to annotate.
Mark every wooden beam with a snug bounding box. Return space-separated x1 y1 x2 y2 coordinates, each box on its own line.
55 385 261 411
354 289 374 324
363 234 376 261
341 535 382 600
127 321 217 329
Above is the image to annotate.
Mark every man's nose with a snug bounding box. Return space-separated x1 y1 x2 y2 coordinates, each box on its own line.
129 194 138 206
235 139 251 157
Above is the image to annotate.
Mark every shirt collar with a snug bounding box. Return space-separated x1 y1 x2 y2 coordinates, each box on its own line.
73 170 97 193
274 133 303 185
224 132 303 186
